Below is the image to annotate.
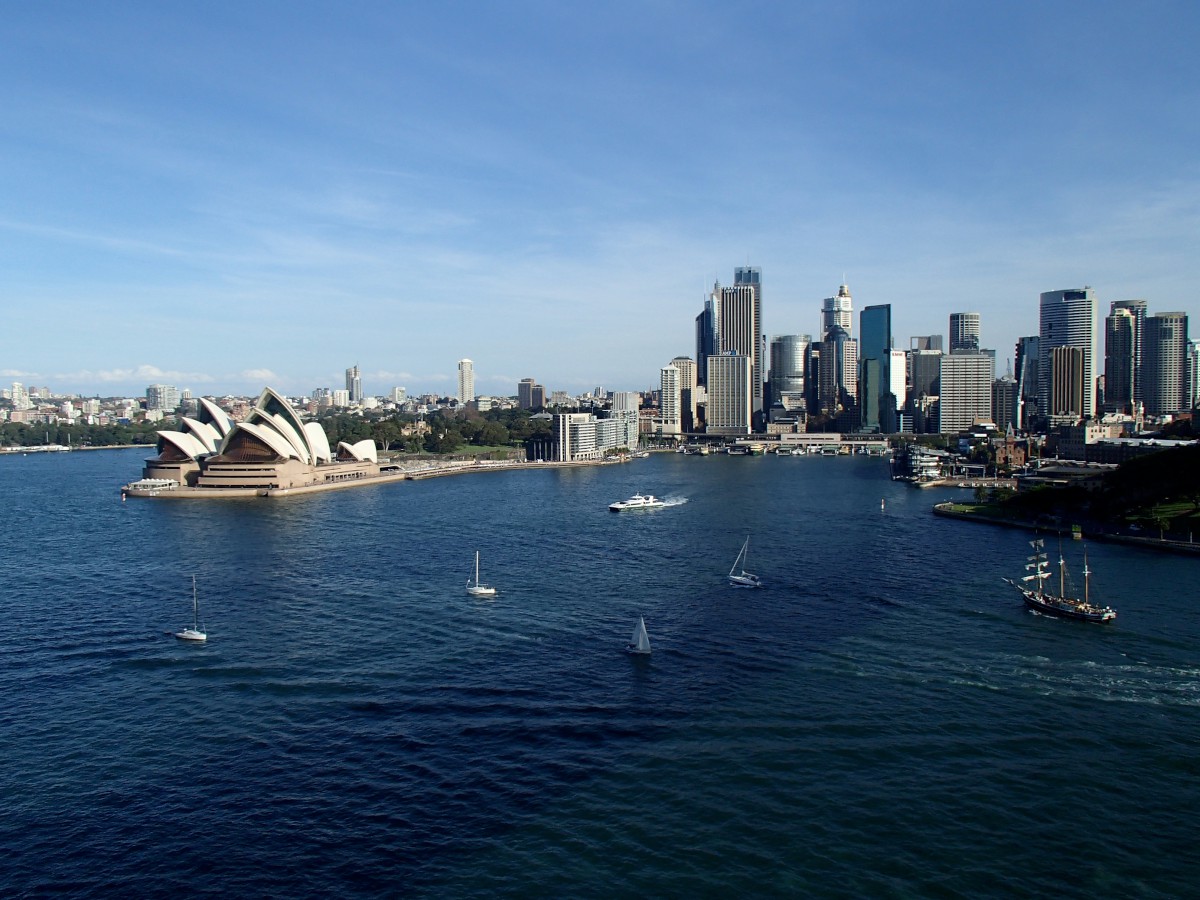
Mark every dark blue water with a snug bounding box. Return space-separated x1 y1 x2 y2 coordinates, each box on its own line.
1 448 1196 897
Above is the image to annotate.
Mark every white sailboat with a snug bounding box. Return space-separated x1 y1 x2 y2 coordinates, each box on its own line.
174 575 207 642
728 537 762 588
625 616 652 655
466 550 496 597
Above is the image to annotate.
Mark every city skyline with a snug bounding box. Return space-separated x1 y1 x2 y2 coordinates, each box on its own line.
3 4 1199 396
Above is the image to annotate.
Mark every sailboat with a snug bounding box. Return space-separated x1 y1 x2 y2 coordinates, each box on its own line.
625 616 652 655
728 536 762 588
174 575 207 642
466 550 496 597
1003 538 1116 622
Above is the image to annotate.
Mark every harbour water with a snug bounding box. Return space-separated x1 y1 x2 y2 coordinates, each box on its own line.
1 448 1197 897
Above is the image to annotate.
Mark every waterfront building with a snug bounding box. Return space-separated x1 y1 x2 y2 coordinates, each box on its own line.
948 313 981 354
457 359 475 405
345 365 362 404
609 392 641 448
1143 312 1189 416
719 269 763 415
553 410 635 461
938 353 994 433
146 384 180 412
821 283 853 339
1039 288 1098 419
706 353 752 435
695 283 720 387
1104 306 1137 414
658 364 682 438
139 388 380 491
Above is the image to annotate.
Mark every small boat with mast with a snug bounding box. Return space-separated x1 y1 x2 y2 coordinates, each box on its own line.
466 550 496 597
727 536 762 588
1003 538 1116 622
174 575 207 642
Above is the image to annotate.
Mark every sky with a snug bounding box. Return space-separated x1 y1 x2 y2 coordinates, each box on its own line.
2 1 1198 398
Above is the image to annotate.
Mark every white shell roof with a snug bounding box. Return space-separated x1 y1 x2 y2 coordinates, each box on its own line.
157 430 210 460
337 439 378 463
304 422 333 463
235 421 302 460
180 417 221 454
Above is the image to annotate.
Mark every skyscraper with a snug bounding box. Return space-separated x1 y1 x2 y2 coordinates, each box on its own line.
518 378 536 409
719 268 763 415
821 283 853 339
659 364 681 438
949 312 981 354
1110 300 1148 404
768 335 809 415
939 353 994 433
1143 312 1189 415
1104 306 1137 414
671 356 698 433
1014 336 1039 430
706 353 752 435
1049 346 1085 418
694 283 720 387
457 359 475 404
859 304 893 432
1039 288 1098 419
345 365 362 404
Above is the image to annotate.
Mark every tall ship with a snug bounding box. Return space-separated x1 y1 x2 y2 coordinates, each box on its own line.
1003 538 1116 623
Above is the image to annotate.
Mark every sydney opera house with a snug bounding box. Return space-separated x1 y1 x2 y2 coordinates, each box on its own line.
127 388 384 496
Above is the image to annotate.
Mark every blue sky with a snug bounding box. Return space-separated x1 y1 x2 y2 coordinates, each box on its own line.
3 2 1198 398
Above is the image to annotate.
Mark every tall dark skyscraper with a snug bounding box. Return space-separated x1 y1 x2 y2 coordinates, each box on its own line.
694 283 719 387
1104 306 1137 414
859 304 893 432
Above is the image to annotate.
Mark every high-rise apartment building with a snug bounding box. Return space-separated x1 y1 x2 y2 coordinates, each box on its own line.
457 359 475 404
706 353 752 435
719 267 763 415
1143 312 1189 416
1039 288 1098 419
146 384 180 411
949 312 981 354
10 382 32 411
821 283 853 339
658 364 682 438
345 365 362 404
